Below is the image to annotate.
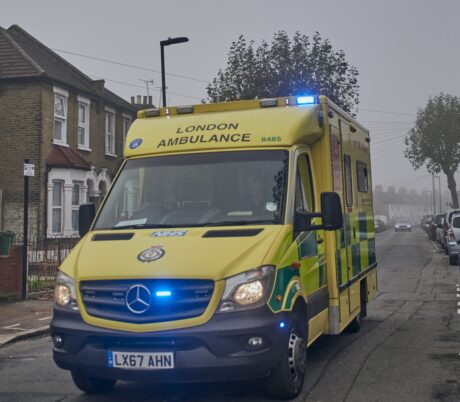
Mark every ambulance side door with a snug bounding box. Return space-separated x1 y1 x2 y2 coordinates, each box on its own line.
294 152 327 304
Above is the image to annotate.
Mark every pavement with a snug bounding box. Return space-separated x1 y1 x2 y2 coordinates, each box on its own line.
0 299 52 347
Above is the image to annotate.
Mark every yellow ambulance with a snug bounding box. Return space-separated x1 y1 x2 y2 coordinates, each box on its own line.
51 95 377 399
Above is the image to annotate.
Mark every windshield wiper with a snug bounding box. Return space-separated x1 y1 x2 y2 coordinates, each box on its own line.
111 223 177 230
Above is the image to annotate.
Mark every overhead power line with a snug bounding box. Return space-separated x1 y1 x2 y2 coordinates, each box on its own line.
52 48 209 84
90 75 202 100
359 107 415 117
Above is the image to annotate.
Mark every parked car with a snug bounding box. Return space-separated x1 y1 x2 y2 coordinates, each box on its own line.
374 218 387 233
445 212 460 265
435 215 445 245
394 219 412 232
420 215 433 233
442 209 460 254
429 214 443 241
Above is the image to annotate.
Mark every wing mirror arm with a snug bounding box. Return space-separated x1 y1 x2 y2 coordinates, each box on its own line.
294 192 344 232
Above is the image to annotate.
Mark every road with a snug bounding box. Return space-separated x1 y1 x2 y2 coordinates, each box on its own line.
0 229 459 402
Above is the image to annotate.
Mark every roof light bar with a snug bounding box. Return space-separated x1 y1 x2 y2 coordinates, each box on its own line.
296 95 316 105
144 108 160 117
260 98 278 108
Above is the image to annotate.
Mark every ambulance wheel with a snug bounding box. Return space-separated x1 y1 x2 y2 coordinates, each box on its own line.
347 313 361 333
266 315 307 399
71 370 116 394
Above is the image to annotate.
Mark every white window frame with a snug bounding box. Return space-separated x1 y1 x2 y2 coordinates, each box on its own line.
122 113 132 146
53 87 69 146
71 181 82 231
105 106 116 157
77 96 91 151
52 181 63 233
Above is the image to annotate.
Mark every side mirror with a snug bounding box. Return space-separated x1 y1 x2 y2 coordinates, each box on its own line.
294 192 343 232
320 192 343 230
79 203 96 237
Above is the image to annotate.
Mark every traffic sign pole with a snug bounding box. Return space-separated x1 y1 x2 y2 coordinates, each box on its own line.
22 159 29 299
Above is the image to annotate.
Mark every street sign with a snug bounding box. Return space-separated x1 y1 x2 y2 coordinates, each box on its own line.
24 163 35 177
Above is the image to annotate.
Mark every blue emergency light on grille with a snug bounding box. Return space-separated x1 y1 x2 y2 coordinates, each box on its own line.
297 96 316 105
155 290 172 297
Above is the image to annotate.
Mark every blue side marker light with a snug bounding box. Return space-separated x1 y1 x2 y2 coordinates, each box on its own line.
279 321 286 328
297 95 316 105
156 290 172 297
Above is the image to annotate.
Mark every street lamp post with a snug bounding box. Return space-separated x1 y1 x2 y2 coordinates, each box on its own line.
433 175 441 214
160 37 189 107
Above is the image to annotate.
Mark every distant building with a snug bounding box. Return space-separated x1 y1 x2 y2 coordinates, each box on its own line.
0 25 149 236
373 186 432 223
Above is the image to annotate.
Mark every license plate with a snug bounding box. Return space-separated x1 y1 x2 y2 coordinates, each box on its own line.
108 351 174 370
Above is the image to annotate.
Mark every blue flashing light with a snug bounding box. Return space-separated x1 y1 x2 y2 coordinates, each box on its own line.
279 321 286 328
155 290 172 297
297 95 316 105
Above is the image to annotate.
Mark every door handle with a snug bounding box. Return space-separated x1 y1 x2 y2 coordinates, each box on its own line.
317 236 324 244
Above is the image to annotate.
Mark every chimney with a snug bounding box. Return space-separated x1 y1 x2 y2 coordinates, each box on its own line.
92 79 105 94
130 95 155 109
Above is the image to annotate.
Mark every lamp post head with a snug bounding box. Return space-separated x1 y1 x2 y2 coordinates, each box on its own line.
161 37 189 46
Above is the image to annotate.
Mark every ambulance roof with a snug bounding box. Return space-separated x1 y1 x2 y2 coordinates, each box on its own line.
124 96 326 158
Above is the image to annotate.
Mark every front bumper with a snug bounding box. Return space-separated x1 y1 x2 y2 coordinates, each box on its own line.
395 227 411 231
51 307 288 383
447 242 460 256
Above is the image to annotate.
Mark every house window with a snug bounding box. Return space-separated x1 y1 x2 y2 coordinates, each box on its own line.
52 181 63 233
77 97 90 150
122 116 132 145
72 182 82 231
53 88 68 144
105 108 116 155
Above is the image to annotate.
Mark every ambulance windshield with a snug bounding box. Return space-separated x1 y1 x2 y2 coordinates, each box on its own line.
93 150 289 230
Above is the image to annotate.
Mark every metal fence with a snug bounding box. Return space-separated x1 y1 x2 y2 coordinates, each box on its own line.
1 234 80 295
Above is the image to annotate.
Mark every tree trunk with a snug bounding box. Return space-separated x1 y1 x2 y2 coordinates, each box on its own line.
445 171 459 208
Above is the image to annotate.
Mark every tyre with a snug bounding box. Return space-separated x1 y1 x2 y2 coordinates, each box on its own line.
449 255 459 266
346 312 361 333
266 315 307 399
71 370 117 394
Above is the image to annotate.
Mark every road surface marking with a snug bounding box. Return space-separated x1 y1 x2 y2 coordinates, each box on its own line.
38 316 52 321
2 323 25 331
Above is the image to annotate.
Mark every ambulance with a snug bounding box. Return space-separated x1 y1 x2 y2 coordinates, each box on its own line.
51 95 377 399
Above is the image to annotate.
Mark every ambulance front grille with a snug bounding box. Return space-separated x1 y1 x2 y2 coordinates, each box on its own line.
80 279 214 324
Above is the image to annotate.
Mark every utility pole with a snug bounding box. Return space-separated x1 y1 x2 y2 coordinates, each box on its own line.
432 173 436 215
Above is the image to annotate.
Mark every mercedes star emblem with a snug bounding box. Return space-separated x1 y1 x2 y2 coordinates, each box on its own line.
126 284 151 314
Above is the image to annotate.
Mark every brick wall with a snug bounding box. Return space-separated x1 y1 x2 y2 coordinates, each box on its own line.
0 246 23 298
0 80 44 235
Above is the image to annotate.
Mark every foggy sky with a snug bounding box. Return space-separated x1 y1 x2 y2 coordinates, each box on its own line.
2 0 460 201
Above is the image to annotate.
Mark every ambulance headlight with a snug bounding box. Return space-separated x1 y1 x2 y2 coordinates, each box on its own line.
54 271 79 310
217 266 275 313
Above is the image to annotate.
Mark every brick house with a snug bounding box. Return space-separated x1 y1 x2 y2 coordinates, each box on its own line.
0 25 138 237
